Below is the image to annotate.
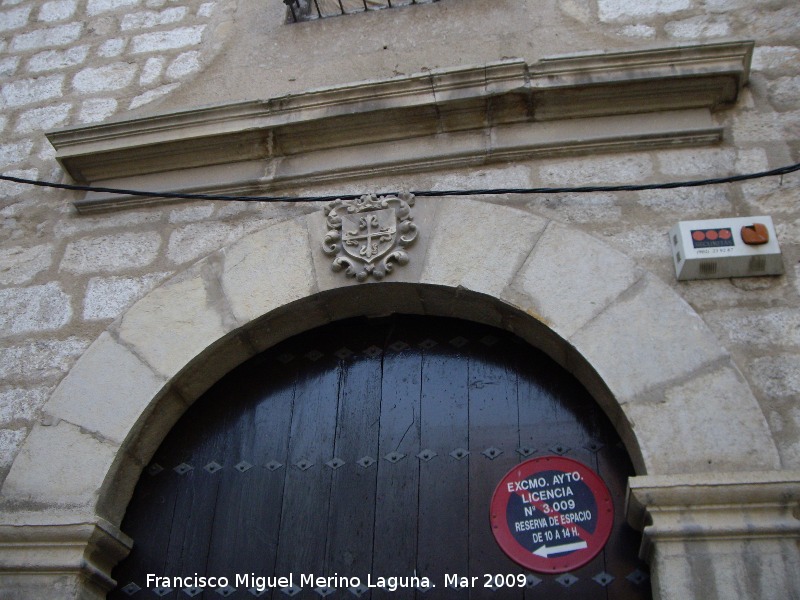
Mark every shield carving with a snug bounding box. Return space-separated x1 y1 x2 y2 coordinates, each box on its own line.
341 208 396 264
322 193 418 282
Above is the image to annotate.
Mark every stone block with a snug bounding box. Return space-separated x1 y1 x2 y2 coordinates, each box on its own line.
82 273 169 321
513 223 642 338
0 421 118 509
0 75 63 109
60 232 161 274
44 332 167 446
96 38 125 58
538 153 653 185
38 0 78 22
27 46 89 73
121 7 187 31
0 338 89 384
752 46 800 77
570 274 729 402
0 430 27 471
128 82 179 109
0 244 53 286
598 0 690 21
657 147 736 177
14 103 71 134
0 140 33 168
138 56 164 85
130 26 205 54
0 4 30 32
0 56 19 78
86 0 139 16
167 221 242 264
704 308 800 349
78 98 117 123
767 76 800 112
0 283 72 338
9 22 82 51
731 112 785 144
420 199 548 297
166 51 201 80
0 387 50 424
623 365 780 473
117 265 230 379
72 63 138 94
221 218 317 324
750 354 800 400
665 16 731 39
637 186 732 215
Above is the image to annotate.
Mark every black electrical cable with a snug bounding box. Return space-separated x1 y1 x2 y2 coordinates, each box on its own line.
2 161 799 204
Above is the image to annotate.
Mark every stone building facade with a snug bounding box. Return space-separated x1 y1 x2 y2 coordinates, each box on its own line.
0 0 799 598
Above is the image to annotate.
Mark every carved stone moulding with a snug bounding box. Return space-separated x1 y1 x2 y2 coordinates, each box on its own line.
323 192 418 282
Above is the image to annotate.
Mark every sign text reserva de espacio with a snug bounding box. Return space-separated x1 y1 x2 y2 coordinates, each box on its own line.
145 573 532 592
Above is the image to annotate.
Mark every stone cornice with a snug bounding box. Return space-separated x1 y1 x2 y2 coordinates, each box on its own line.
0 519 132 593
46 40 754 212
626 471 800 561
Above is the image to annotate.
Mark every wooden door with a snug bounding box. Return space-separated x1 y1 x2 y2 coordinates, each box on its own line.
110 315 651 599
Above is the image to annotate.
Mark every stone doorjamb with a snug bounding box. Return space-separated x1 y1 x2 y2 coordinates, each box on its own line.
0 199 795 599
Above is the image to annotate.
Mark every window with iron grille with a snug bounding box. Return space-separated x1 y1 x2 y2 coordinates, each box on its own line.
285 0 439 23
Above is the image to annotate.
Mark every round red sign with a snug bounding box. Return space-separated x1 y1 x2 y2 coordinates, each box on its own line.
490 456 614 573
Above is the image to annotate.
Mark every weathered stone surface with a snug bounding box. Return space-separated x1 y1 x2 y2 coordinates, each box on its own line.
515 223 642 338
14 103 71 134
624 365 780 473
0 283 72 337
0 338 89 384
0 420 118 508
421 200 548 297
0 387 50 424
166 50 200 79
0 5 31 32
0 244 53 286
0 75 63 108
665 15 731 39
86 0 139 16
0 430 27 473
221 218 316 324
751 354 800 400
571 274 729 402
121 7 187 31
138 56 163 85
27 46 89 73
598 0 691 21
77 97 117 123
82 272 169 321
166 221 242 264
44 332 166 445
38 0 78 22
72 62 137 93
117 266 229 379
60 232 161 274
128 82 179 109
704 307 800 349
0 140 33 168
538 153 653 184
96 37 125 57
753 46 800 76
130 25 205 53
9 22 82 51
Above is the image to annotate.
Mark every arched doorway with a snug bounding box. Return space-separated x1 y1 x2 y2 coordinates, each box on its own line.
109 315 649 599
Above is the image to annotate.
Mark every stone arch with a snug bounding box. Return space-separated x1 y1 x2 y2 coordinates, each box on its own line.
0 199 781 596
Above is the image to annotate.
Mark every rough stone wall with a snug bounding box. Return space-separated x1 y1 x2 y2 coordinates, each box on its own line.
1 0 799 490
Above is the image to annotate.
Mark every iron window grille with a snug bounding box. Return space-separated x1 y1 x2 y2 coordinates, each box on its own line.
284 0 438 22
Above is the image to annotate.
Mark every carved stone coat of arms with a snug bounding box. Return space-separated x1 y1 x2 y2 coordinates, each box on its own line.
323 192 418 281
